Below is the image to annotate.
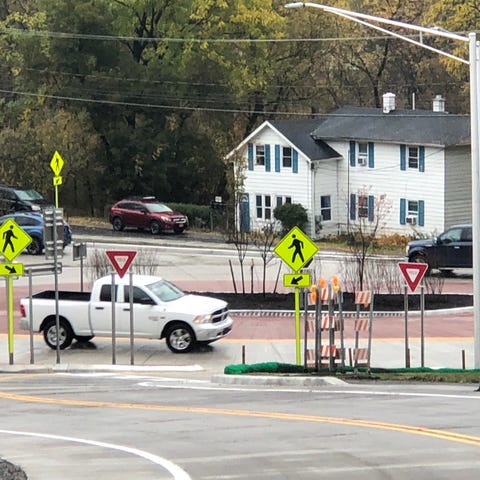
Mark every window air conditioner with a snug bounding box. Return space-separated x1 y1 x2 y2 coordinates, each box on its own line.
358 157 367 166
406 216 417 225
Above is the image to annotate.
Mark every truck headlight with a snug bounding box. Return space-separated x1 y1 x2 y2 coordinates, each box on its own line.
193 314 212 324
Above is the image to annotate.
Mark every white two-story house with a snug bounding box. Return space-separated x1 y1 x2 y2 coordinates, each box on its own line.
227 93 471 239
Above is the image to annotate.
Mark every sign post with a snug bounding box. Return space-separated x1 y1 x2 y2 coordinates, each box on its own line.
398 261 429 367
50 150 65 208
0 219 32 364
274 226 318 365
106 250 137 364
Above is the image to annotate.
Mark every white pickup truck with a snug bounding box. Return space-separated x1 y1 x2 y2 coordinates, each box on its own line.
19 274 233 353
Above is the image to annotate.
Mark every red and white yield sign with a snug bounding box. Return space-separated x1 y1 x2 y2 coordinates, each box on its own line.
398 261 428 293
106 250 137 278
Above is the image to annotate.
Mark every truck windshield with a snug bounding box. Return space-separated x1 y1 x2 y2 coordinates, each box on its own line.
147 279 185 302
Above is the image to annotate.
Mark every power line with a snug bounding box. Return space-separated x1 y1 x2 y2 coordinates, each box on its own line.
1 26 469 44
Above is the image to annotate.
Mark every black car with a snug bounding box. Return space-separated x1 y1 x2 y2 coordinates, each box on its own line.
0 184 51 215
405 224 472 273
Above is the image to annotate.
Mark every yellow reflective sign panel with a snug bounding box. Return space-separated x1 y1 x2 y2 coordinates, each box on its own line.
53 175 63 186
283 273 311 288
0 219 32 262
0 263 24 277
50 151 65 176
274 226 318 272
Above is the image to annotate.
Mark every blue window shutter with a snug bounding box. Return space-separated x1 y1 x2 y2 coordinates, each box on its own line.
400 145 406 170
419 146 425 172
349 141 356 167
292 150 298 173
368 142 374 168
400 198 406 224
418 200 425 226
275 145 280 172
265 144 271 172
350 194 356 221
247 143 254 171
368 195 374 221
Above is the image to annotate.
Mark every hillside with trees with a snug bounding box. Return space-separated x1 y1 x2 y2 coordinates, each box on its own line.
0 0 475 215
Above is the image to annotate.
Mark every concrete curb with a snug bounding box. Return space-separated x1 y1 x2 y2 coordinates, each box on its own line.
0 364 204 374
211 374 347 387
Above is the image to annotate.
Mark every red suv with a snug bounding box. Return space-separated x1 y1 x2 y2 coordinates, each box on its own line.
109 197 188 234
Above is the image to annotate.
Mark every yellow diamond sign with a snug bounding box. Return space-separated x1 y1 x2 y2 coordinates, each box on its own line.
274 226 318 272
50 150 65 176
0 219 32 262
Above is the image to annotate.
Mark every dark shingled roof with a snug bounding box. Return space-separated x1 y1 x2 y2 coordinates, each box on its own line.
269 119 341 160
311 107 470 147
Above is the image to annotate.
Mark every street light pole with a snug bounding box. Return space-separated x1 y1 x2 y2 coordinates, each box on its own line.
285 2 480 368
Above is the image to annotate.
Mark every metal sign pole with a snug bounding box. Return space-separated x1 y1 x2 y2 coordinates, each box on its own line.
7 276 14 364
404 285 410 368
129 272 134 365
53 208 60 364
294 287 301 365
28 269 34 364
111 273 116 365
420 284 425 367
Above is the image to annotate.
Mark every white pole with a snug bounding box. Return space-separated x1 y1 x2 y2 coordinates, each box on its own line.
469 33 480 368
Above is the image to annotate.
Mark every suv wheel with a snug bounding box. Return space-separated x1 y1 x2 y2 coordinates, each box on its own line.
26 236 42 255
112 217 124 231
150 220 161 235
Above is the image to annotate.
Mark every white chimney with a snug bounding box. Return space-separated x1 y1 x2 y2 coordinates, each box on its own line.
433 94 445 112
383 92 396 113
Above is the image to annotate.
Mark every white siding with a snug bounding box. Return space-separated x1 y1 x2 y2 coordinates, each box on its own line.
325 140 446 235
242 128 315 236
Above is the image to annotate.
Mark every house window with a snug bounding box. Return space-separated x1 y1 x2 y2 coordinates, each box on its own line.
358 142 368 166
255 145 265 166
358 195 369 218
408 147 419 169
276 196 292 208
282 147 292 168
256 194 272 220
320 195 331 221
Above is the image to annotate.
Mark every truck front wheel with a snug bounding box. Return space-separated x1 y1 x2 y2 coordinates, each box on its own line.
410 253 431 274
165 322 195 353
43 318 74 350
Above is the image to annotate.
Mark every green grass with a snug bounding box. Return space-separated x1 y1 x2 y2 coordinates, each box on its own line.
224 362 480 384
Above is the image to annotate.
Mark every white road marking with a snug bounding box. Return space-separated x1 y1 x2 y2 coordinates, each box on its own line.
0 429 192 480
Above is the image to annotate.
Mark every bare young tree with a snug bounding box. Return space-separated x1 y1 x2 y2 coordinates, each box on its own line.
347 186 392 291
250 221 279 297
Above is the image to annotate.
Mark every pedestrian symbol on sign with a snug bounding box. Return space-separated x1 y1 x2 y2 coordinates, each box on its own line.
288 234 304 264
2 226 18 254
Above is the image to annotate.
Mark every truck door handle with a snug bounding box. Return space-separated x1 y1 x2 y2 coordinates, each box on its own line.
123 308 130 311
95 307 104 310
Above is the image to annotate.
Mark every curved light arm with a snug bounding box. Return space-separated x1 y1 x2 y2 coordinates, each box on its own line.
285 2 468 64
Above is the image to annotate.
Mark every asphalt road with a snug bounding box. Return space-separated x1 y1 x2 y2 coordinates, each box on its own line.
0 373 480 479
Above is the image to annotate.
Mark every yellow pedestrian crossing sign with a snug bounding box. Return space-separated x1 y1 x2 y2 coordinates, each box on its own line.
0 219 32 262
274 226 318 272
50 150 64 176
53 176 63 186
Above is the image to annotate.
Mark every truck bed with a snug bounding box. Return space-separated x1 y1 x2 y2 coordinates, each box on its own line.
31 291 92 302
